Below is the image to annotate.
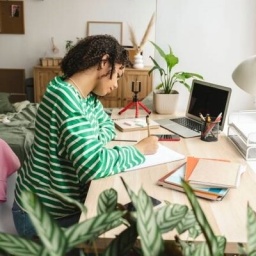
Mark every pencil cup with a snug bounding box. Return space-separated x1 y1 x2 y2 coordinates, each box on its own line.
200 119 220 142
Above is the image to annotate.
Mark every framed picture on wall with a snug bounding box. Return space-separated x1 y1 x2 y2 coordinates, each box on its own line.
11 4 20 18
0 1 24 34
87 21 123 44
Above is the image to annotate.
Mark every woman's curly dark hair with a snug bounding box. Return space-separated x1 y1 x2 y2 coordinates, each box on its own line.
61 34 130 79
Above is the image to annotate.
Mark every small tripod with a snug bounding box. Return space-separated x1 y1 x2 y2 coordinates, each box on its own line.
118 81 151 118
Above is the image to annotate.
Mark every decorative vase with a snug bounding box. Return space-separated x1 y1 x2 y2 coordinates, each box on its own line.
133 52 144 69
153 90 179 114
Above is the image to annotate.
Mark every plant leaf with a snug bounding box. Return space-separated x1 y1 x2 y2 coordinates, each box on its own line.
150 41 166 59
121 177 164 256
49 188 87 214
247 203 256 254
103 222 138 256
165 53 179 70
176 209 202 239
155 203 188 233
135 188 164 256
21 191 67 256
0 233 42 256
97 188 118 214
64 211 125 248
149 41 204 94
181 180 225 256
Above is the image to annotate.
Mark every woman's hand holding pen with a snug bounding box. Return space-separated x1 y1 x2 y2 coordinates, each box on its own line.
134 136 159 155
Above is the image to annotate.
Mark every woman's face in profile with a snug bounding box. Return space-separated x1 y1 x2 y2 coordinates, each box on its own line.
93 63 124 96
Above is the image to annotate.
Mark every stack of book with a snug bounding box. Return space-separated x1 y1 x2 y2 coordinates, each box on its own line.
157 156 246 201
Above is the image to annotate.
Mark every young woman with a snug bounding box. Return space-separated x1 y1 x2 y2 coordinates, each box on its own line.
12 35 158 238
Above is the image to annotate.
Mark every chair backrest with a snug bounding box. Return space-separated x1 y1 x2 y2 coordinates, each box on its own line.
0 138 20 234
0 172 18 234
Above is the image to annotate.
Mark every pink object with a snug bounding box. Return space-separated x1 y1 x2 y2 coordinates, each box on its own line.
0 139 20 203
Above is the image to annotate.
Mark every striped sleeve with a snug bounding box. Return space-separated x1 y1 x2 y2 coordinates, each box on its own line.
55 86 145 183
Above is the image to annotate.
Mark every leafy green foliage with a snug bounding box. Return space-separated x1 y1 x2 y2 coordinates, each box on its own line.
1 179 256 256
22 191 68 256
0 233 42 256
103 222 138 256
149 41 204 94
156 203 188 234
97 188 118 214
181 179 226 256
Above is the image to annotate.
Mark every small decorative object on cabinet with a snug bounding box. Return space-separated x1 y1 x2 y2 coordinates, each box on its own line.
128 13 155 69
133 53 144 69
34 66 152 106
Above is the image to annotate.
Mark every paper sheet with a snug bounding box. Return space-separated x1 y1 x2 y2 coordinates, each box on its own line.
125 143 185 172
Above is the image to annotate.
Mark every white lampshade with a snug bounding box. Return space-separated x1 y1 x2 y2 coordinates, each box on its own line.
232 55 256 96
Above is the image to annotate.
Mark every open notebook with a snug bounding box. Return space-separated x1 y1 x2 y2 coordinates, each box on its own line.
125 144 185 172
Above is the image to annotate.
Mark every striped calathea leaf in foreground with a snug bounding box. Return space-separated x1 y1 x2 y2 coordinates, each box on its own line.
180 179 226 256
0 190 126 256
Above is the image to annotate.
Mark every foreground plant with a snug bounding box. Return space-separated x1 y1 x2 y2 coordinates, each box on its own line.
0 178 255 255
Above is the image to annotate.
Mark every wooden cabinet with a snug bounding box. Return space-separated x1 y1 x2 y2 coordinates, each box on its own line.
99 67 152 108
34 66 62 103
34 66 152 107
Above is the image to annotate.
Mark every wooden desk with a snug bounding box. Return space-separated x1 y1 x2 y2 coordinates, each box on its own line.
80 110 256 254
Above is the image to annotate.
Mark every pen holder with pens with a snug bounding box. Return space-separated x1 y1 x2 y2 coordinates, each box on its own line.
201 117 220 142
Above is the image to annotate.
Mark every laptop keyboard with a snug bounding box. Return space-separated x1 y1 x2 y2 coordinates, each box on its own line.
171 117 201 132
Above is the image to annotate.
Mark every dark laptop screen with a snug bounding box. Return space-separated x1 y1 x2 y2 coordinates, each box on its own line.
187 80 232 130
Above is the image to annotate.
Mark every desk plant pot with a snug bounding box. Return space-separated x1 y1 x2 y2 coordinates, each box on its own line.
153 90 179 114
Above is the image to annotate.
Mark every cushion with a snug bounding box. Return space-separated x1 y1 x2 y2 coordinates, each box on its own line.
0 93 15 114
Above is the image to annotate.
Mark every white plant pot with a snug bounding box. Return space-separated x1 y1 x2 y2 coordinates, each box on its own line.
153 91 179 114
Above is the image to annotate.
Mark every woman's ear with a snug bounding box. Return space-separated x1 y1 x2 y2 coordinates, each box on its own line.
101 54 110 67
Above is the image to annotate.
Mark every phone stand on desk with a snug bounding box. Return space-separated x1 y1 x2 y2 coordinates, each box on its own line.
118 81 151 118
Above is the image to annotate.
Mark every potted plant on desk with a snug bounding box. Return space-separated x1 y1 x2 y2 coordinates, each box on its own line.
149 41 203 114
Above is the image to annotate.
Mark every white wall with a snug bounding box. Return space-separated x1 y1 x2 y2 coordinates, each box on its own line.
0 0 156 77
0 0 256 114
155 0 256 114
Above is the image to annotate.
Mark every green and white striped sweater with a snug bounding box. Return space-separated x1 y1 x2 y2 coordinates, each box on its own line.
15 76 145 218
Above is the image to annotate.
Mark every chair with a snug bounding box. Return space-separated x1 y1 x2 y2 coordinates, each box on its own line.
0 138 20 234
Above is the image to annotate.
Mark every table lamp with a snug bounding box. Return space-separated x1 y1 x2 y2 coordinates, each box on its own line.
232 55 256 99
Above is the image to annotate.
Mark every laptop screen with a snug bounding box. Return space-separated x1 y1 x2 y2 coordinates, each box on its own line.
187 80 232 130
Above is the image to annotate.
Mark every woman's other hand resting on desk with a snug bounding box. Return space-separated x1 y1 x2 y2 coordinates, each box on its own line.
134 136 159 155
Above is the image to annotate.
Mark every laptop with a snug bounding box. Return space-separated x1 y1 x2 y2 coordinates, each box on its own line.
155 79 232 138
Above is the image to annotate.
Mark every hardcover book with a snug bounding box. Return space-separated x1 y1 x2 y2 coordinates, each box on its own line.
187 158 246 188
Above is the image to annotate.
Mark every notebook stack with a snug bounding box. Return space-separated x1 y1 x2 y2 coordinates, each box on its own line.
157 156 246 201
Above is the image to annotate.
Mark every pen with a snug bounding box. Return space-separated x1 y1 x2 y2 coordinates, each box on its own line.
146 115 150 137
202 112 222 138
199 113 205 121
112 139 137 142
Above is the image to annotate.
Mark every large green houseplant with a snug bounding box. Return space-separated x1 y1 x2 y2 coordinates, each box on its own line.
0 178 255 256
148 41 203 114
